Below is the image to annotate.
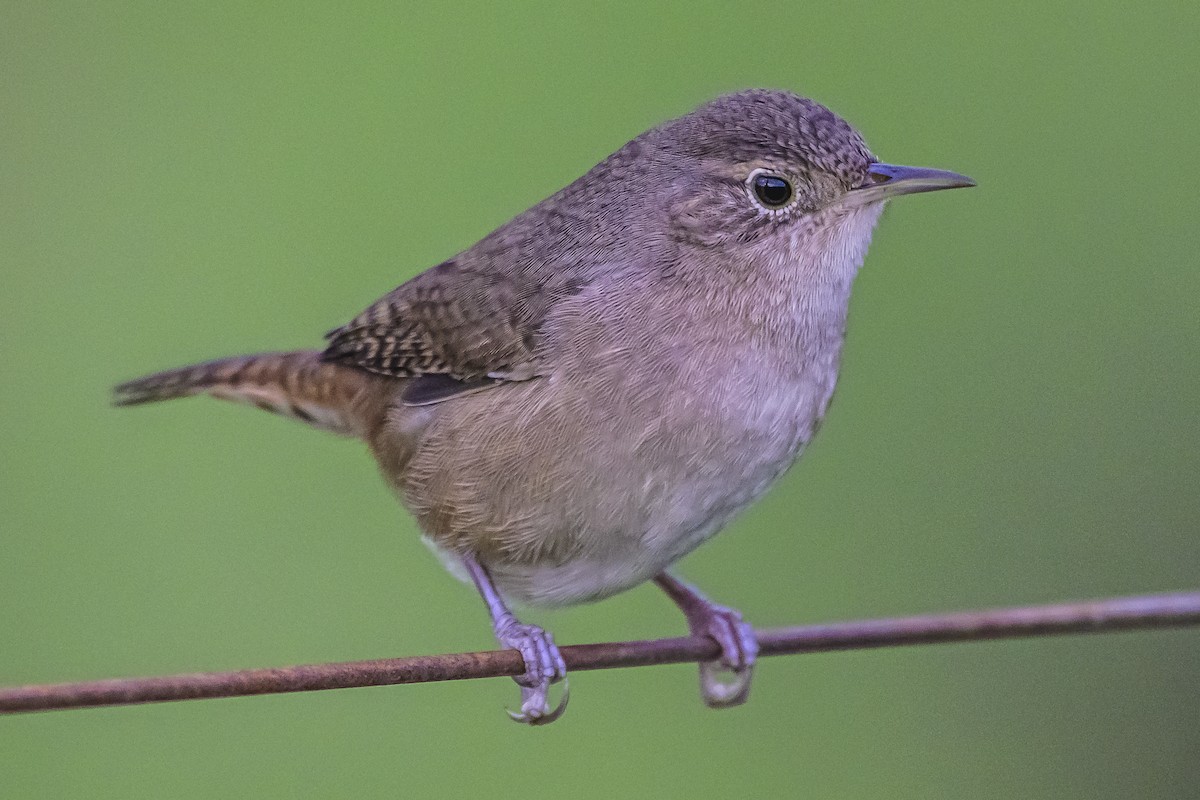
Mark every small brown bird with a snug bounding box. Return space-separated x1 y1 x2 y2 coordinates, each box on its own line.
115 89 973 724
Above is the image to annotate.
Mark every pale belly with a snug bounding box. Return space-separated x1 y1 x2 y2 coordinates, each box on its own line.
485 444 806 607
418 368 834 608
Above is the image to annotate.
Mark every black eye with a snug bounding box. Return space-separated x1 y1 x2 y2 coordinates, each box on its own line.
752 174 793 208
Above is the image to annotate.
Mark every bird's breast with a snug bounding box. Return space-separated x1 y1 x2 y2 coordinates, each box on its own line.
631 336 842 552
473 330 844 606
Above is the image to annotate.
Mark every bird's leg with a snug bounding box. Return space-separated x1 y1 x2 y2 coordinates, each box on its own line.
654 572 758 708
462 556 568 725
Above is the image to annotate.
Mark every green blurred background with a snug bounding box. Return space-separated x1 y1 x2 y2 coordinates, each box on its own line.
3 2 1197 797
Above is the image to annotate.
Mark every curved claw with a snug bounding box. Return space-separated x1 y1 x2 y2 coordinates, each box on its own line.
494 617 569 725
653 573 759 708
506 676 570 725
694 608 758 707
698 661 753 708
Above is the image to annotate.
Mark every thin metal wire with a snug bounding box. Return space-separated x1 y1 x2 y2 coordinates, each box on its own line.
2 591 1197 715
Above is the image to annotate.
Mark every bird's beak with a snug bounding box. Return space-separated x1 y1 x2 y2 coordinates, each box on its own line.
848 163 976 204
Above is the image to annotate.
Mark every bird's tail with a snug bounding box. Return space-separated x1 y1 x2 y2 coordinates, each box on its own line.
113 350 388 438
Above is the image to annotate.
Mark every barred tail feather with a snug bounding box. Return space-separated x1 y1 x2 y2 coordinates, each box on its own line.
113 351 385 437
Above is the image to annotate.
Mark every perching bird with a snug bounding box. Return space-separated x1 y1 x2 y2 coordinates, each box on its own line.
114 89 974 724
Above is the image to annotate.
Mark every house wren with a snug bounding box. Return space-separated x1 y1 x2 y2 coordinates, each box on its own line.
115 89 974 724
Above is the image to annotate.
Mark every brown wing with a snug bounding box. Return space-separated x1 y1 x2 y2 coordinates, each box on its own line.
321 171 633 398
321 258 549 385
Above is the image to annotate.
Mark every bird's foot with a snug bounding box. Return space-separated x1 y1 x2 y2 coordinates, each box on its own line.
686 601 758 707
494 615 568 725
654 573 758 707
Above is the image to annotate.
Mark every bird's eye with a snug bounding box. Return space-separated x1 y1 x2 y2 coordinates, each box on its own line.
750 173 794 209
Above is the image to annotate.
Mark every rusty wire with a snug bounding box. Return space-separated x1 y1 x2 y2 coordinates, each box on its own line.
2 591 1198 715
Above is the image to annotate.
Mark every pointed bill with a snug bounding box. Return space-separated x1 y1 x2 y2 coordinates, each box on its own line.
849 163 976 203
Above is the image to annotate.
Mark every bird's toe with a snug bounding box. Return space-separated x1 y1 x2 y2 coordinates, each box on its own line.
495 619 568 724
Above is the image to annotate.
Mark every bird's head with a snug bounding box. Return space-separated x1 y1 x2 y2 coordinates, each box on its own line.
649 89 973 281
